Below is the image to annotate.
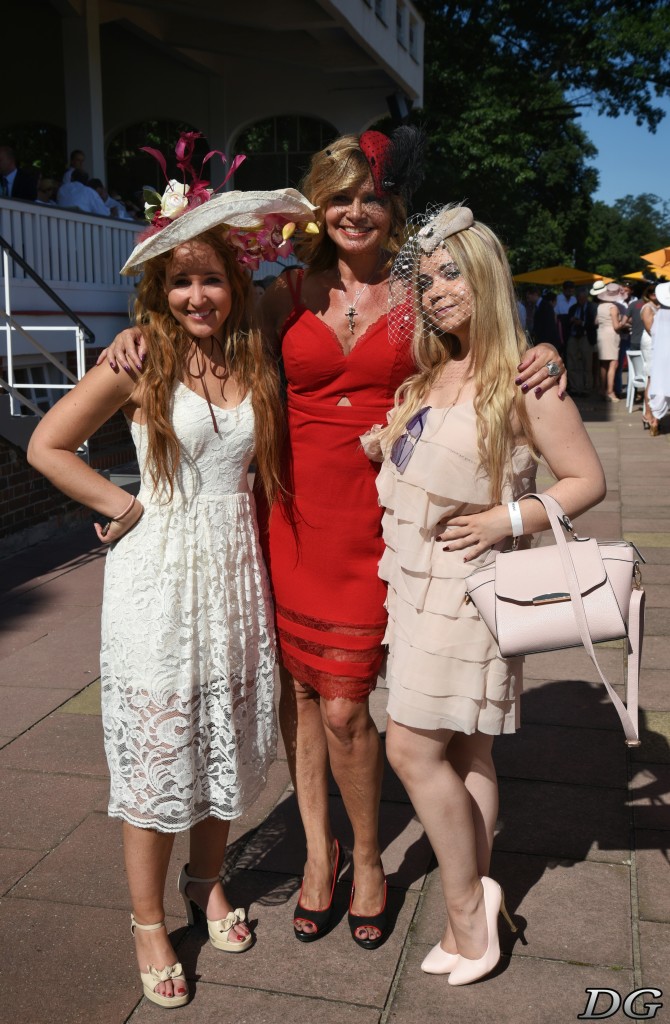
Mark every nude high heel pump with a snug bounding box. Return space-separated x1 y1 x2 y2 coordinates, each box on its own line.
447 876 517 987
421 943 460 974
130 915 189 1008
178 864 252 952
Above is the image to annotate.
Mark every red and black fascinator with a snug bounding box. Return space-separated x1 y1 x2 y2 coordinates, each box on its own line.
359 125 426 204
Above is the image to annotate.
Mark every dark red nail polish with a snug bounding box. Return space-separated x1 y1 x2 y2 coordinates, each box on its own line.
535 387 542 397
521 383 529 393
514 377 522 385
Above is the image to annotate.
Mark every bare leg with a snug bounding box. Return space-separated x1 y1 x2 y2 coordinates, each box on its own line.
606 359 618 398
279 666 335 936
437 731 497 953
386 719 490 960
321 695 384 941
643 379 658 430
185 817 249 943
124 822 186 1000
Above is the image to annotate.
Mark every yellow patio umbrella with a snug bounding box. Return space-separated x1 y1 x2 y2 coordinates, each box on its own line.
622 266 669 280
512 265 613 285
641 246 670 268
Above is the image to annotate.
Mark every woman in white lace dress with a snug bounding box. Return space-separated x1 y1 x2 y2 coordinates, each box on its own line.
27 176 316 1008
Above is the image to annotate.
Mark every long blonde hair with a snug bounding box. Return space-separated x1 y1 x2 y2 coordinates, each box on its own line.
383 216 533 504
133 227 285 505
293 134 407 273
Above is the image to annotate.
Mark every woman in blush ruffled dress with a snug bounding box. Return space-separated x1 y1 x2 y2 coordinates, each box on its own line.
369 205 605 985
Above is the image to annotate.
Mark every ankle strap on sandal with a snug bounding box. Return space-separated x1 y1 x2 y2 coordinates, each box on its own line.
182 866 220 884
130 914 166 934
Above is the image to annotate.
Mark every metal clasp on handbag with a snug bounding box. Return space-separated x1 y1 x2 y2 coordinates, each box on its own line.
532 592 571 605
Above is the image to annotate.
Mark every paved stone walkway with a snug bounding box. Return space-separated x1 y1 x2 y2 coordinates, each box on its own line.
1 396 668 1024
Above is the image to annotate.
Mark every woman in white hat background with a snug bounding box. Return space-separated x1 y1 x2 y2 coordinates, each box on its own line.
589 280 631 402
27 141 318 1008
646 281 670 435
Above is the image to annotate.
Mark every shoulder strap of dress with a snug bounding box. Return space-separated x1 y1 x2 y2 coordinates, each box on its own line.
285 267 305 309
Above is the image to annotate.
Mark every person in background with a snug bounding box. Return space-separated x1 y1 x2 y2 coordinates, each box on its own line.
533 290 561 349
62 148 87 184
523 286 540 343
566 287 595 395
0 145 38 201
555 279 575 351
88 178 135 220
614 282 633 399
57 169 110 216
590 281 630 402
35 175 59 205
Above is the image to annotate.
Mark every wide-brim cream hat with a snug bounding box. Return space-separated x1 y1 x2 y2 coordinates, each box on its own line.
121 187 318 275
655 281 670 307
590 280 621 300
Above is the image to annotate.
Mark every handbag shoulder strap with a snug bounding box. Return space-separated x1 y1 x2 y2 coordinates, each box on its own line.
520 493 643 746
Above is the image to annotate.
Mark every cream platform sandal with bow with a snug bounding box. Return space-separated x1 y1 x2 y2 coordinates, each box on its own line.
130 915 189 1008
178 864 252 952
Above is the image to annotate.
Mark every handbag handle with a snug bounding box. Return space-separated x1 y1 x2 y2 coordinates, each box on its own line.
520 493 643 747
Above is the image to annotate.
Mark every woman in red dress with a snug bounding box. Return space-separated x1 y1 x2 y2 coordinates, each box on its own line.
258 132 566 947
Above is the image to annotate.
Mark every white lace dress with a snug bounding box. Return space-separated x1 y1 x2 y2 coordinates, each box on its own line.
100 383 277 832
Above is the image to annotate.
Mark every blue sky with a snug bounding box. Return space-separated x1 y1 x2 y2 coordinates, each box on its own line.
577 96 670 207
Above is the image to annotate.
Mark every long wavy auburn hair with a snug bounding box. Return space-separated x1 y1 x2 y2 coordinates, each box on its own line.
293 134 407 273
132 227 285 504
382 217 534 505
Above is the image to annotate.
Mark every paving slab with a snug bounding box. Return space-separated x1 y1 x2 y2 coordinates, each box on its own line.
0 846 45 896
0 684 77 736
629 763 670 831
132 983 382 1024
388 944 635 1024
0 603 102 689
635 834 670 921
494 723 629 789
174 868 419 1008
0 710 108 776
0 766 109 850
495 777 630 864
638 919 670 995
0 899 144 1024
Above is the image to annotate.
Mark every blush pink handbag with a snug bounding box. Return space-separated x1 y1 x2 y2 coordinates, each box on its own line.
464 493 645 746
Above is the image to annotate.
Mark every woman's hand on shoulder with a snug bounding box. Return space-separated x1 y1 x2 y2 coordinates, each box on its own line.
95 327 147 373
515 344 566 398
437 506 511 561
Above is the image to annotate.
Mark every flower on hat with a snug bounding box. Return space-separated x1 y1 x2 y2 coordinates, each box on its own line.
139 131 245 241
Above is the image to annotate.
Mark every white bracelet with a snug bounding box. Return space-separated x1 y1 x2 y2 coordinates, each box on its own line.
507 501 524 538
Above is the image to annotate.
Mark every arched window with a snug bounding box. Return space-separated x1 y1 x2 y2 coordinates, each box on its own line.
234 115 337 191
106 120 209 211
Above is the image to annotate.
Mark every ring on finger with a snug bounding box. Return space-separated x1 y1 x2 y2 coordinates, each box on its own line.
545 360 561 378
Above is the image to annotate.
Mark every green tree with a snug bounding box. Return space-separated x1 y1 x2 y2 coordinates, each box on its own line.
409 1 670 271
583 194 670 277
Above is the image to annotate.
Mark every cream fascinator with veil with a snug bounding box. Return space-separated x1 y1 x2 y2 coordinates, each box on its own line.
121 132 318 276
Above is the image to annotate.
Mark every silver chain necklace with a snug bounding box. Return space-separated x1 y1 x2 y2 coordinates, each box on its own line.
338 260 381 334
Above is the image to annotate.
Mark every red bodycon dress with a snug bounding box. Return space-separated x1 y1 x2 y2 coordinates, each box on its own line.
260 270 415 702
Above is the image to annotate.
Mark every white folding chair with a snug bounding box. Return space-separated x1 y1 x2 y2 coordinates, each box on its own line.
626 350 648 413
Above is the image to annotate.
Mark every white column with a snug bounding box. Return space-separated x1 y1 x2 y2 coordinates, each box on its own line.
61 0 106 180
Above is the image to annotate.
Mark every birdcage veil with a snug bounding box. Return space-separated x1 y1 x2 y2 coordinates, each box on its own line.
388 204 475 348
